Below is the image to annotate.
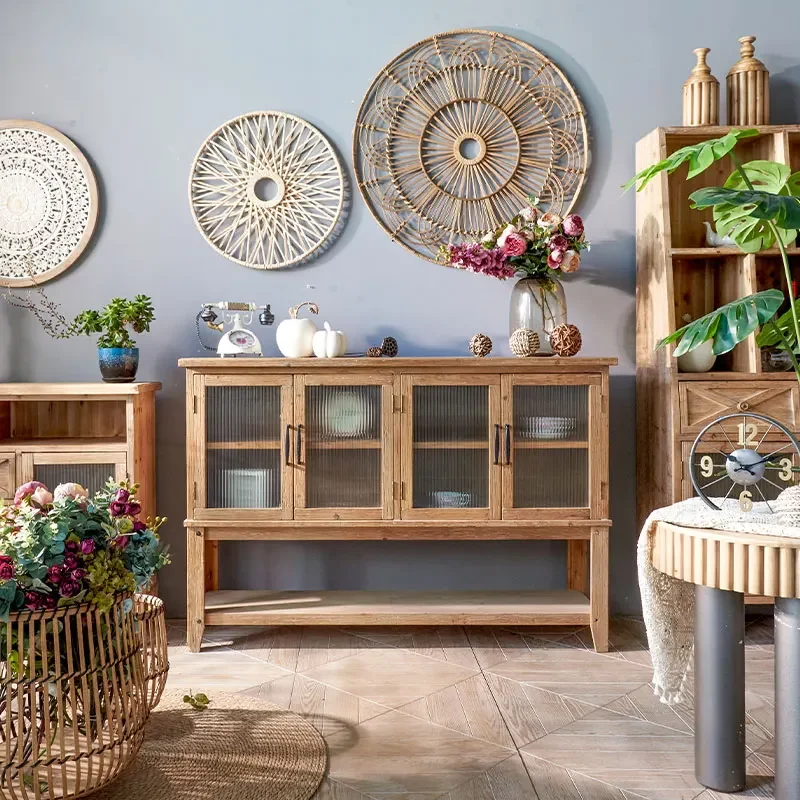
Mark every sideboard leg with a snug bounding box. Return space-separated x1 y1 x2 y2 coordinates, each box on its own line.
186 529 206 653
694 585 745 792
775 597 800 800
589 527 609 653
567 541 588 594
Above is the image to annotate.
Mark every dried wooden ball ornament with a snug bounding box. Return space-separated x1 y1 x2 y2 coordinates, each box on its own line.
469 333 493 358
549 323 582 357
509 328 540 357
366 346 383 358
381 336 399 357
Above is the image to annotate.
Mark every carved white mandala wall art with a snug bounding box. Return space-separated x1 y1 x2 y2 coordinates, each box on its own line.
0 120 98 286
354 29 589 262
189 111 348 270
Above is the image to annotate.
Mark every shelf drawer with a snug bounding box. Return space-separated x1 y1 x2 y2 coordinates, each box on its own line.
679 382 800 434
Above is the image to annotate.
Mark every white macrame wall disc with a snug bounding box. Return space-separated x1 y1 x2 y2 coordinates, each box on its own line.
0 120 99 287
354 29 589 263
189 111 348 270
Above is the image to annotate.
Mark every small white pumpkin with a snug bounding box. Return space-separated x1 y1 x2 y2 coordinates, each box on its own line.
312 321 348 358
275 302 319 358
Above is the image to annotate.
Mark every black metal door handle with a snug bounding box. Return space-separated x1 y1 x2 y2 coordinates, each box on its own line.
296 424 303 465
284 424 291 465
505 424 511 465
494 424 501 465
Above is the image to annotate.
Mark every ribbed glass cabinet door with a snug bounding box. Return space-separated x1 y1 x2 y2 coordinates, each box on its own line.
201 376 293 518
401 376 500 520
502 376 593 518
294 376 393 520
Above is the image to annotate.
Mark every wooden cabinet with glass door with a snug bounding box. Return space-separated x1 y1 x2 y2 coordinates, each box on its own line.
181 358 616 653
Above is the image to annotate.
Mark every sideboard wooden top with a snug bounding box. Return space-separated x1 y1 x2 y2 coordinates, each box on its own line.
0 382 161 398
179 356 618 371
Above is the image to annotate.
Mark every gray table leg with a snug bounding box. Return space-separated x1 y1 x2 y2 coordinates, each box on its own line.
694 584 746 792
775 597 800 800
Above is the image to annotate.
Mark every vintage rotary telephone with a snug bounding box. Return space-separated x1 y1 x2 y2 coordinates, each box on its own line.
196 302 275 357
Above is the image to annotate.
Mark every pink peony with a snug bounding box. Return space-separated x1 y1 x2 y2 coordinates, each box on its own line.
24 591 43 610
549 234 568 251
63 554 79 570
114 489 130 504
560 250 581 273
54 483 89 503
132 519 147 533
65 540 79 553
80 538 96 555
43 595 57 610
108 501 127 517
547 249 565 269
46 565 64 584
14 481 52 507
0 562 15 581
562 214 584 237
114 536 130 550
0 555 11 564
496 224 518 248
127 501 142 517
70 568 87 581
503 233 527 257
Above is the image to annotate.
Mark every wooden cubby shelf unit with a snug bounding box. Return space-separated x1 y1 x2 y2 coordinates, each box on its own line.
181 357 616 652
636 125 800 605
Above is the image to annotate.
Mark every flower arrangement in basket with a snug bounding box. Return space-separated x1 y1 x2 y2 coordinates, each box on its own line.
0 479 169 618
0 480 170 799
438 199 590 281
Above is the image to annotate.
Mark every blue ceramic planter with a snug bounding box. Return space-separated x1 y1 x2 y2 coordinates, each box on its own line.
98 348 139 383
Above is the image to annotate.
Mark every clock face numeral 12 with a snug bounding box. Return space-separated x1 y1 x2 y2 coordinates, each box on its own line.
737 422 758 447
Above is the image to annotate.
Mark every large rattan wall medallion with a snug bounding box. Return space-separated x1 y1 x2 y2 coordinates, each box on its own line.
189 111 348 270
0 120 98 287
354 29 589 262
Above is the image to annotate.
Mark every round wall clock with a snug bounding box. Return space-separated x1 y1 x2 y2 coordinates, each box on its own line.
189 111 348 270
690 412 800 512
0 120 98 287
353 29 589 262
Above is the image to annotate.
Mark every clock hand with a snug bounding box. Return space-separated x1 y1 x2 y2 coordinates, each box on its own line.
726 454 756 475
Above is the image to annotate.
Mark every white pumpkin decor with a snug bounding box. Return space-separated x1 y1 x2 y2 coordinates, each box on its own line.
312 321 348 358
275 302 319 358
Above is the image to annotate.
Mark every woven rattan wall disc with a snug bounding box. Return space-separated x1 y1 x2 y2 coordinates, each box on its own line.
354 30 589 262
0 120 98 287
189 111 348 269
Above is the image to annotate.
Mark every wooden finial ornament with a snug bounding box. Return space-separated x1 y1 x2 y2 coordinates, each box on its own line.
727 35 769 125
682 48 719 126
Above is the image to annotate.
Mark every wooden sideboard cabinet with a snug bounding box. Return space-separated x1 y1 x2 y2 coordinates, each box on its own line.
181 357 615 652
0 383 159 515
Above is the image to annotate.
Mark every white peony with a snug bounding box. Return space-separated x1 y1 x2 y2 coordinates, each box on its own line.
537 212 563 231
518 206 537 223
54 483 89 503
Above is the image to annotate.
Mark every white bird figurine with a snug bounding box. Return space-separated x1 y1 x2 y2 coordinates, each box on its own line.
703 221 736 247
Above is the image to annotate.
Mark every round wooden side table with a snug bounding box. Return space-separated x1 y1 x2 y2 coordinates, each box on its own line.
651 520 800 799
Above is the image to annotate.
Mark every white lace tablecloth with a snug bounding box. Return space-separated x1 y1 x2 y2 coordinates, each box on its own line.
637 497 800 705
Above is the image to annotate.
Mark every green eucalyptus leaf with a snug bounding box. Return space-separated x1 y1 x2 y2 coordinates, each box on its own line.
657 290 784 356
623 128 759 192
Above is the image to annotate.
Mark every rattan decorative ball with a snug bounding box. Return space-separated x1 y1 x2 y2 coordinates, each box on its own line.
381 336 399 357
775 485 800 527
469 333 493 358
366 346 383 358
509 328 540 357
549 323 583 357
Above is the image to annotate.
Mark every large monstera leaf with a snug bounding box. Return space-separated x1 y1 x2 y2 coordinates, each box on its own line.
623 128 759 192
756 299 800 353
657 290 784 356
689 161 800 252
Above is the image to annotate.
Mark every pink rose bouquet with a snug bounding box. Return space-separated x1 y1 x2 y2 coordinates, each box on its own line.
439 198 590 281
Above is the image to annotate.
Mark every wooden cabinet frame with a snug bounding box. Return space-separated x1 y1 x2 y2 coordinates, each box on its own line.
181 358 615 654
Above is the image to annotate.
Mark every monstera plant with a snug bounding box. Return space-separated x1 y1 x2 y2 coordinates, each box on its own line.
625 128 800 385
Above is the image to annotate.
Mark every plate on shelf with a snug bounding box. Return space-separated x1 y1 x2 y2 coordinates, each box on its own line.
429 490 471 508
322 391 371 438
219 468 274 508
520 416 576 440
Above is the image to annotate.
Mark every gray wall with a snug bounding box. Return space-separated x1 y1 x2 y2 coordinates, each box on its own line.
2 1 800 616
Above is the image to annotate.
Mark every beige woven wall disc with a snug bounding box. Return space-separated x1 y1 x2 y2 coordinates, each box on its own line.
189 111 347 269
0 120 98 287
354 29 589 262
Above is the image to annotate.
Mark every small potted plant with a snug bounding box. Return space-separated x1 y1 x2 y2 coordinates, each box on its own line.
73 295 155 382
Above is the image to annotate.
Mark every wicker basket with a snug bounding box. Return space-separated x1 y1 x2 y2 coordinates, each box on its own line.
133 593 169 711
0 595 149 799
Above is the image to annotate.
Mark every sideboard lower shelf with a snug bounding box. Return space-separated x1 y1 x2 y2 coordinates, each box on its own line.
204 589 591 627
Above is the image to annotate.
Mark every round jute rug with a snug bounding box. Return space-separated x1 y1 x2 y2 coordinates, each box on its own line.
92 690 327 800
